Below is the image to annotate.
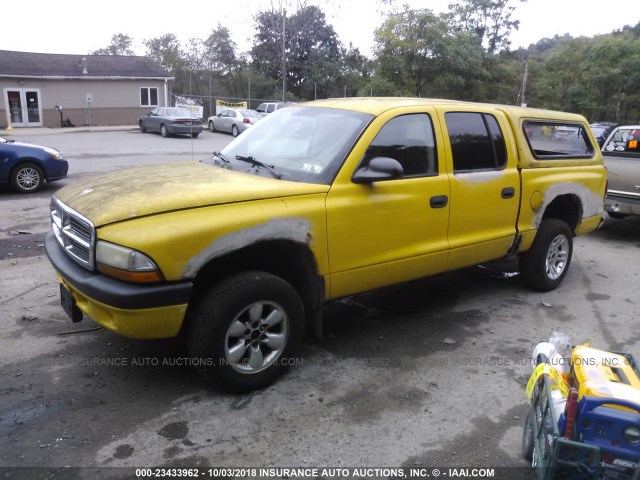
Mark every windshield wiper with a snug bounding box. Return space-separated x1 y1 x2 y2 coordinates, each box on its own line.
211 151 233 169
235 155 282 179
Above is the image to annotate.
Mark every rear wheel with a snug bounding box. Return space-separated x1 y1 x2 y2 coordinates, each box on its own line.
608 212 628 219
161 124 169 137
188 271 305 392
191 132 199 138
520 218 573 291
10 163 44 193
232 125 239 137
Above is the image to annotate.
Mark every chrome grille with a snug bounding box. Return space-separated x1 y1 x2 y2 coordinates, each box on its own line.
51 197 95 270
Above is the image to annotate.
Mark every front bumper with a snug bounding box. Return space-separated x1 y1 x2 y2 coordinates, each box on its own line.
45 232 192 338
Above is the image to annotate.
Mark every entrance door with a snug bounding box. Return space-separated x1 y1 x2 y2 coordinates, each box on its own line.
4 89 42 127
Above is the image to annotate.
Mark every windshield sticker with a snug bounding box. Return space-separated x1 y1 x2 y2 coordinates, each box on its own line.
302 164 323 174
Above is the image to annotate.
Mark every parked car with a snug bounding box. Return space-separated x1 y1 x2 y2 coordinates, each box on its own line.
256 102 289 114
601 125 640 218
590 122 618 148
46 98 606 392
208 109 262 137
139 107 202 138
0 136 68 193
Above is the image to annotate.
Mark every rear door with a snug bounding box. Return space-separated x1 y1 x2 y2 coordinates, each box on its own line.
437 107 520 269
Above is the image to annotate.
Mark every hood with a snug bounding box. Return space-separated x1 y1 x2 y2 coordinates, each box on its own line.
56 162 329 227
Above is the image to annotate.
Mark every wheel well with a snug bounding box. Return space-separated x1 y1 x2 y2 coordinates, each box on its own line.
542 194 582 234
187 240 324 332
10 160 45 179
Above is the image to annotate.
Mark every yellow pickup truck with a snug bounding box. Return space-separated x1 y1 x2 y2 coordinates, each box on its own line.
45 98 606 391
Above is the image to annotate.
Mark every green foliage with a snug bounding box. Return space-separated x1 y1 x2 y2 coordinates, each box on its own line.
95 8 640 122
251 6 342 99
91 33 134 56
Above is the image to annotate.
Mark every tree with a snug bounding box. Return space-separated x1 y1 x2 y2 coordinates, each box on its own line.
91 33 134 56
143 34 186 72
251 5 342 98
203 25 239 74
447 0 526 54
374 8 486 98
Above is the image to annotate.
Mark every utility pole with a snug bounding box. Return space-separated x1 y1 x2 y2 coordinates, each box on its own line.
520 61 528 107
282 9 287 102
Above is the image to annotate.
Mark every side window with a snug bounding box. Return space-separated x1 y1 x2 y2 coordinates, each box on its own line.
524 121 594 159
446 112 506 172
140 87 159 107
362 114 438 178
603 127 640 156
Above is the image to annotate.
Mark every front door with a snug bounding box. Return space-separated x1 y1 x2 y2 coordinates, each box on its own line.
326 109 451 299
4 89 42 127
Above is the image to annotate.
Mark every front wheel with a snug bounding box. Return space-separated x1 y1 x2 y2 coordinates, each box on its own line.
139 120 146 133
208 120 216 132
10 163 44 193
188 271 305 392
520 218 573 291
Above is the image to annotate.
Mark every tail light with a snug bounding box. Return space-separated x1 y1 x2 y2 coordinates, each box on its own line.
243 118 251 124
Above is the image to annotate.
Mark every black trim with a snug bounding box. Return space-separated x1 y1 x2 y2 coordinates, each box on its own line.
45 232 192 310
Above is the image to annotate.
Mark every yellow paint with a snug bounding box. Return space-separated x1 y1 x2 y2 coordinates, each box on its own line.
57 274 186 338
530 191 544 211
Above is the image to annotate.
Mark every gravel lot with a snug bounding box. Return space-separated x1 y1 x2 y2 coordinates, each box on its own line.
1 129 638 479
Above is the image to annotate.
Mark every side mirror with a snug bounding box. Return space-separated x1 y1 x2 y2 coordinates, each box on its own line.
352 157 404 184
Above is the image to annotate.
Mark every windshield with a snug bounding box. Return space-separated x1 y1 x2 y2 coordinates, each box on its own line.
204 106 372 184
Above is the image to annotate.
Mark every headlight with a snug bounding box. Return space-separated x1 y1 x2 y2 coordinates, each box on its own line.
96 241 163 283
623 425 640 444
44 146 63 160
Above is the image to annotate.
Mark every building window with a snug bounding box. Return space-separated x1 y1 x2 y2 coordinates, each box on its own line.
140 87 159 107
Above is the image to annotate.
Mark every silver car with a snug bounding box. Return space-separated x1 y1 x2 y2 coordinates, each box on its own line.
139 107 203 138
208 109 263 137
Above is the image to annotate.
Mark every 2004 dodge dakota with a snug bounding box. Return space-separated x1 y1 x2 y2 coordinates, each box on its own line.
45 98 607 391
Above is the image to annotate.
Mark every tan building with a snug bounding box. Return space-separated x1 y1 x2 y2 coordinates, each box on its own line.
0 50 173 128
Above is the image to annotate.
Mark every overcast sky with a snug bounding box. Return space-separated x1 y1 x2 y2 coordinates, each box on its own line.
3 0 638 57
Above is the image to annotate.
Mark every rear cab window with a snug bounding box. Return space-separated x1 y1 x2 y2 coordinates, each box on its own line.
523 121 594 159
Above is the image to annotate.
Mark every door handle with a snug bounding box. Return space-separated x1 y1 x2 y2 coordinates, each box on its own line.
430 195 448 209
501 187 515 199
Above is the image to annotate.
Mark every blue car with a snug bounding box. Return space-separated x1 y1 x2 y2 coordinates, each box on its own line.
0 136 68 193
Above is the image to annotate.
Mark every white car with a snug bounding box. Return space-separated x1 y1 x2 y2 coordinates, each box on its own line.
208 109 262 137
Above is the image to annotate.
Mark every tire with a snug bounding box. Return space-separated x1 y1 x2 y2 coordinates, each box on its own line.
160 124 169 137
188 271 305 392
208 120 216 133
231 125 239 137
522 409 535 461
608 212 628 219
10 163 44 193
520 218 573 292
191 132 199 138
139 120 146 133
